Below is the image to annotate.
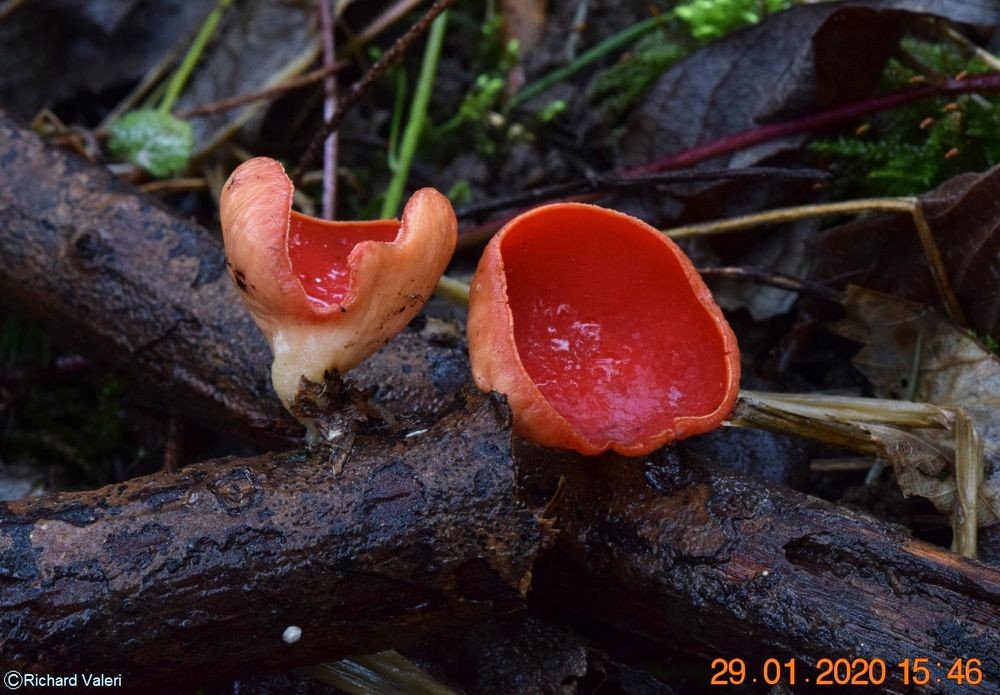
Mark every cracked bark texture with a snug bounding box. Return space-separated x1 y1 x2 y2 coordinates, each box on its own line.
4 112 1000 692
0 111 471 443
524 447 1000 695
0 395 539 686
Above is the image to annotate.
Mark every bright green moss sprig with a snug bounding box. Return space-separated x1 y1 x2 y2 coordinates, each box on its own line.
675 0 792 40
811 38 1000 198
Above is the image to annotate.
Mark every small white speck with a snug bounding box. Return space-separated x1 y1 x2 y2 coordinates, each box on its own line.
761 570 770 577
283 625 302 644
326 428 344 441
405 428 429 438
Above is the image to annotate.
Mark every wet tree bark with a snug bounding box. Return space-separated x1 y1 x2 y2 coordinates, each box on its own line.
523 448 1000 695
0 396 539 687
3 112 1000 693
0 112 471 444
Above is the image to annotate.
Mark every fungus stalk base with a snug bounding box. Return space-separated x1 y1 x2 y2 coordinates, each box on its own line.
270 323 349 410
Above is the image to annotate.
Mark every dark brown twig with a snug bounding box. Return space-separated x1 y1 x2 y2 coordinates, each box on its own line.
290 0 459 185
459 73 1000 245
175 63 348 119
697 266 842 303
455 167 829 220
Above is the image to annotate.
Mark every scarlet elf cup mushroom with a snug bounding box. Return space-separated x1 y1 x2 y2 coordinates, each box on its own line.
467 202 740 457
220 157 457 412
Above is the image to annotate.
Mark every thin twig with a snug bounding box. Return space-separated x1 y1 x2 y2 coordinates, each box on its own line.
697 266 841 303
139 177 208 194
290 0 459 185
907 202 966 325
319 0 340 219
811 457 879 473
664 198 967 326
351 0 425 49
176 64 347 118
459 73 1000 244
456 167 829 220
628 73 1000 176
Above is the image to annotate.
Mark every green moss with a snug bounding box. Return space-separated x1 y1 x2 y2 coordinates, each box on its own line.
430 12 519 156
674 0 792 40
587 33 687 124
811 39 1000 198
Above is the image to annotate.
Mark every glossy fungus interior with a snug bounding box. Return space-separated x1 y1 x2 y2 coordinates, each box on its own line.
288 212 399 307
501 206 731 447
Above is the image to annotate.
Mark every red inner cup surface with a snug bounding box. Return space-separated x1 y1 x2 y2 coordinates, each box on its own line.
288 213 399 307
501 206 730 445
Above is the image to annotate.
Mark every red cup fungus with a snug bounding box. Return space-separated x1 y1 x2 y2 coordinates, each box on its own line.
467 202 740 456
220 157 457 410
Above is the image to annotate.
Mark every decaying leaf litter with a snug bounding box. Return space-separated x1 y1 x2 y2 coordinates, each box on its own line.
1 0 1000 691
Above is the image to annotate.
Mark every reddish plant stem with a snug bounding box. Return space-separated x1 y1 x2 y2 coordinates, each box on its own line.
319 0 339 219
457 73 1000 249
626 73 1000 176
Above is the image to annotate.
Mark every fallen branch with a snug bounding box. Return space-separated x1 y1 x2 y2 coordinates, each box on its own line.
3 113 1000 690
526 447 1000 695
0 395 539 686
0 111 471 443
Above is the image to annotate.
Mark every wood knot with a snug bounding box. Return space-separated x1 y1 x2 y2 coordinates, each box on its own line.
67 229 114 271
210 467 260 515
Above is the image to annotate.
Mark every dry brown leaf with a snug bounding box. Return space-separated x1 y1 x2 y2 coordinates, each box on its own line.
861 425 972 516
814 166 1000 340
832 286 999 521
503 0 547 96
620 2 999 321
503 0 547 56
173 0 320 157
621 1 1000 172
